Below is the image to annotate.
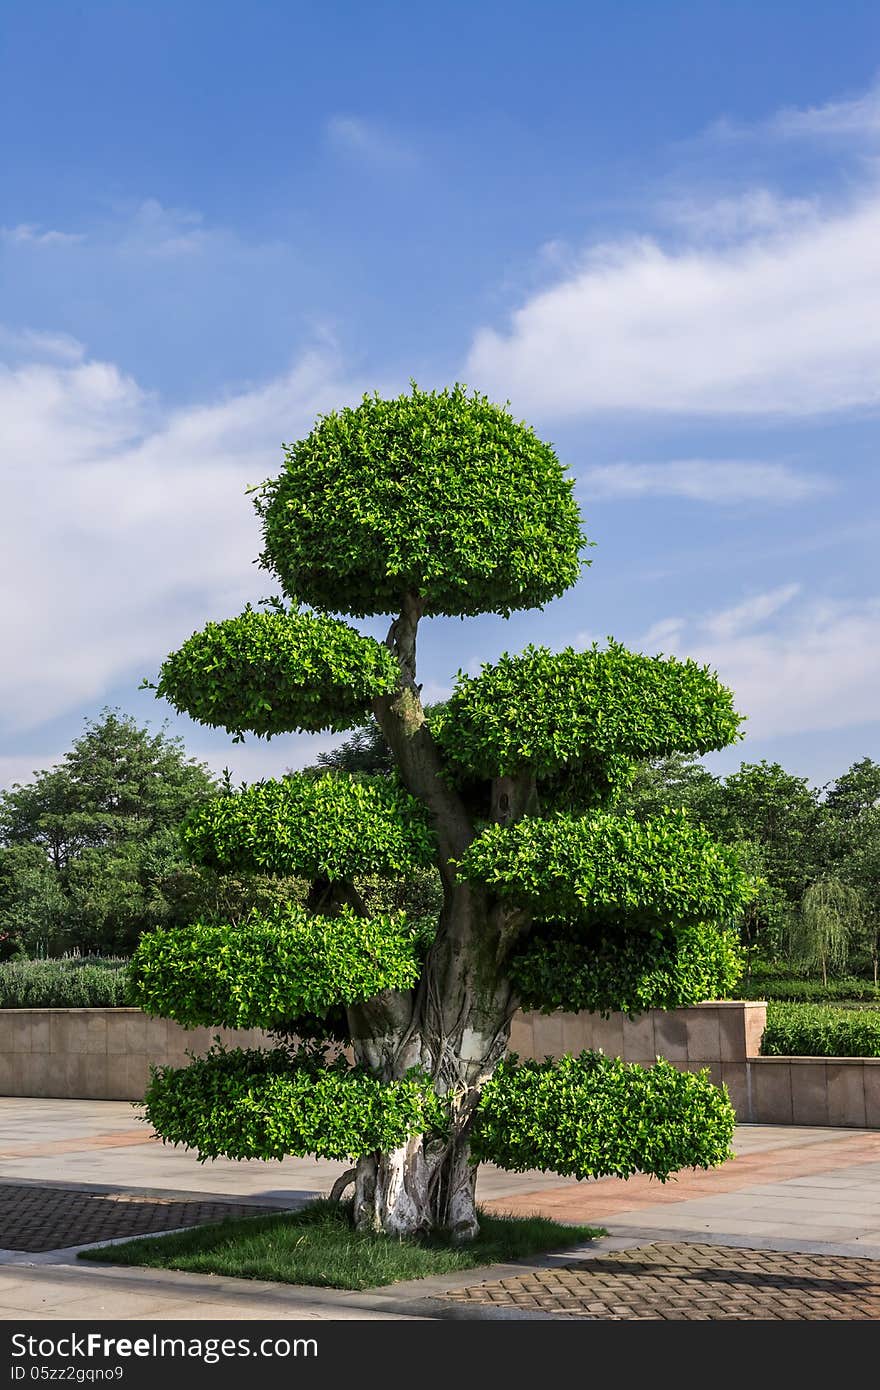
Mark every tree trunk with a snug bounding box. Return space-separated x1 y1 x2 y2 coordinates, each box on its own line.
345 887 518 1240
341 594 526 1240
351 1133 479 1241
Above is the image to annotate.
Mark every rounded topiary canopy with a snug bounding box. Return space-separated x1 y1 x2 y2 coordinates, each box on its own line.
457 810 751 928
434 642 742 781
256 383 587 618
145 1047 443 1162
155 606 400 739
180 773 435 881
510 920 743 1015
130 907 422 1031
473 1053 735 1181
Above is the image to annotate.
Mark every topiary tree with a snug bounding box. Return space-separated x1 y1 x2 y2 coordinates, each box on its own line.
132 384 751 1241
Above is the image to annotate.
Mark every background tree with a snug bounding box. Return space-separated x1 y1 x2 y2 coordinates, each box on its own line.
131 384 751 1241
788 876 863 986
819 760 880 981
0 711 219 954
0 844 68 960
705 762 821 927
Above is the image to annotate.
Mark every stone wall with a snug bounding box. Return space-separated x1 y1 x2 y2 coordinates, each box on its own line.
0 1009 271 1102
0 1002 877 1127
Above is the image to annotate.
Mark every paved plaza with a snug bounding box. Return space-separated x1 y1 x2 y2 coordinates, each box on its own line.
0 1098 878 1319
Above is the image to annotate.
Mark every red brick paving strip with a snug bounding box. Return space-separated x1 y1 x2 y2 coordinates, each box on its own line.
0 1183 284 1252
442 1242 880 1319
0 1130 159 1159
483 1133 880 1222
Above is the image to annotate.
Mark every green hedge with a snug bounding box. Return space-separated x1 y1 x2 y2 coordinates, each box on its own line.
0 957 130 1009
740 976 880 1003
473 1051 735 1181
144 1046 444 1161
760 1003 880 1057
154 606 401 740
434 641 741 782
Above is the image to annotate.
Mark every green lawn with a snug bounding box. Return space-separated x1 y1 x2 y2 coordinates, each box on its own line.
78 1199 604 1291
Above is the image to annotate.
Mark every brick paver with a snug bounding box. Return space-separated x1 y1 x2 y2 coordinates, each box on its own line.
0 1183 284 1253
442 1242 880 1318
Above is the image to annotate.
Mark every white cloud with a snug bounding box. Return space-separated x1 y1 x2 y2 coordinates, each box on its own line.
118 199 208 258
637 587 880 739
1 200 230 262
0 335 374 737
1 224 83 247
0 753 67 791
467 188 880 417
701 584 801 639
325 115 415 168
661 188 819 241
770 84 880 140
579 460 830 505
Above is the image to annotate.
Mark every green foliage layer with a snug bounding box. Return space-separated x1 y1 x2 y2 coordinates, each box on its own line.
760 1002 880 1057
128 907 421 1030
0 957 130 1009
155 607 400 740
511 922 743 1015
144 1047 443 1162
256 384 586 619
474 1052 736 1181
180 773 434 880
435 642 741 784
458 810 751 928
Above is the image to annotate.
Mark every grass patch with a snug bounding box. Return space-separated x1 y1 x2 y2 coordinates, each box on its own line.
77 1198 604 1291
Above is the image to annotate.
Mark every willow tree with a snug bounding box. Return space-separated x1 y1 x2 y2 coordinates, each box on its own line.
132 384 751 1240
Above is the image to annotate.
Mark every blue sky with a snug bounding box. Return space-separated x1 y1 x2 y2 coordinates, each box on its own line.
2 0 879 794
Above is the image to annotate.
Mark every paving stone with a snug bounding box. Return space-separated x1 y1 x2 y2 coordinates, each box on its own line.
440 1242 880 1320
0 1183 284 1252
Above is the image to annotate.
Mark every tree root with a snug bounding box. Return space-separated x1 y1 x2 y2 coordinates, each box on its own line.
329 1168 357 1203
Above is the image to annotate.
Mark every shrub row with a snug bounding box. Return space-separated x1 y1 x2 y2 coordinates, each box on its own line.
761 1002 880 1057
0 957 130 1009
740 976 880 1003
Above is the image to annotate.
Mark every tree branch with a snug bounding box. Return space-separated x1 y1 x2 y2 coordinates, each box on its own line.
373 592 473 869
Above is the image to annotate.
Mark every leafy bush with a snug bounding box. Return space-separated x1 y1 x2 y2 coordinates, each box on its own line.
458 809 751 927
511 921 743 1015
128 907 421 1032
435 641 741 783
474 1051 735 1181
180 773 434 880
144 1046 445 1161
256 383 586 620
154 605 401 740
760 1002 880 1057
0 956 130 1008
